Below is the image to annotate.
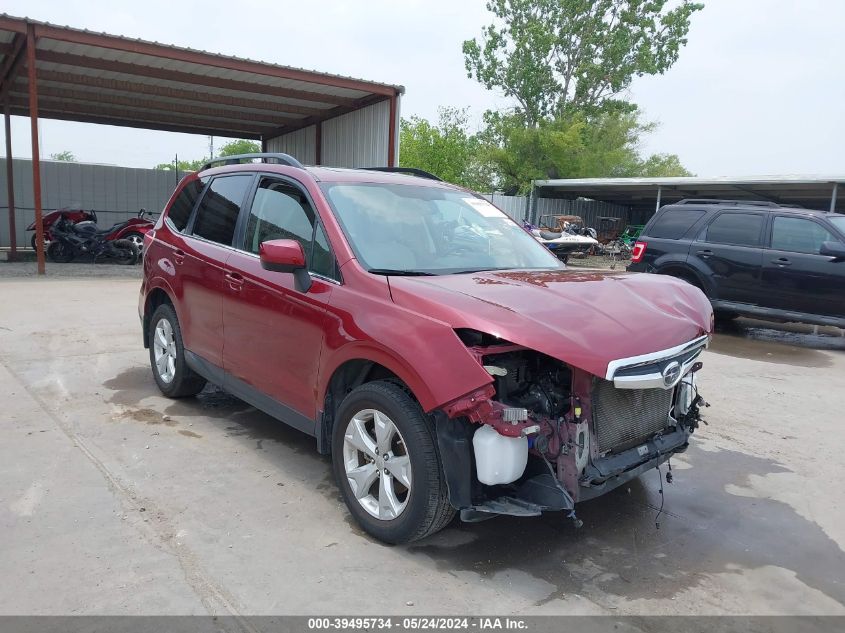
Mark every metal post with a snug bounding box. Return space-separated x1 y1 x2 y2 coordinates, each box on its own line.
387 93 397 167
830 183 838 213
27 25 45 275
655 186 662 213
315 120 322 165
4 104 16 261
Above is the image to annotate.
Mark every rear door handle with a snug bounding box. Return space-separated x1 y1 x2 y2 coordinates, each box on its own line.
697 249 713 258
173 249 185 265
225 271 244 290
772 257 792 266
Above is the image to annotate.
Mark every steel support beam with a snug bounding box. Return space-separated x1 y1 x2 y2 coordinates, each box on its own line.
830 183 838 213
655 186 662 213
0 33 26 102
315 121 322 165
10 85 295 128
26 25 45 274
4 104 16 260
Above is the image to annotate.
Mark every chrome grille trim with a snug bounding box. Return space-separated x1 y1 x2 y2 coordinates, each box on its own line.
605 335 709 390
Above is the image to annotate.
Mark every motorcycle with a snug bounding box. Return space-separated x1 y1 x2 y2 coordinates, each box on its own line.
46 214 140 265
27 207 156 254
522 220 598 263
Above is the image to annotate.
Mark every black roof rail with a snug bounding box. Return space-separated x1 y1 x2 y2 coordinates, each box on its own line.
200 153 304 171
675 198 781 207
361 166 442 181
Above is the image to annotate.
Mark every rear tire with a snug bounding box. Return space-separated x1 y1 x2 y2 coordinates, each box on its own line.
148 303 206 398
124 232 145 258
111 239 139 265
332 381 455 544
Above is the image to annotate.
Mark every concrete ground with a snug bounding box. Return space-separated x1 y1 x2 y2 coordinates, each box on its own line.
1 267 844 616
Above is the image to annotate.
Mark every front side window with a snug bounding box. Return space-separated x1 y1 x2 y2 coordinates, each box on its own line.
704 212 764 247
167 178 205 232
243 178 336 278
771 216 836 254
321 183 561 274
191 175 253 246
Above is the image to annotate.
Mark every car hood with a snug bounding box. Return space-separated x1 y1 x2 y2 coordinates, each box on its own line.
388 269 712 379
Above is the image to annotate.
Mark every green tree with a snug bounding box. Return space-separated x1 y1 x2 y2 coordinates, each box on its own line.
154 139 261 171
482 109 691 194
399 107 494 190
218 139 260 156
50 150 76 161
463 0 704 125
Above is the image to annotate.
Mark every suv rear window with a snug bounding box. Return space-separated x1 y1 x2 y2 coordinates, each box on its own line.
167 178 205 232
647 208 705 239
705 212 764 247
191 175 253 246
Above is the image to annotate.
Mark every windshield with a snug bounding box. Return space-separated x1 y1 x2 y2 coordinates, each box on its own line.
829 215 845 236
321 183 562 274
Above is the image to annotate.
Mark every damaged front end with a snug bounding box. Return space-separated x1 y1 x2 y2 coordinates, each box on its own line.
435 329 709 522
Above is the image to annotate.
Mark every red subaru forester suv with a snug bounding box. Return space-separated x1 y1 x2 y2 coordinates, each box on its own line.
140 153 713 544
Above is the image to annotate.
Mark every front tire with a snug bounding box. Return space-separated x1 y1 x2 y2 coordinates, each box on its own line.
47 241 75 263
332 381 455 544
124 232 145 258
148 303 206 398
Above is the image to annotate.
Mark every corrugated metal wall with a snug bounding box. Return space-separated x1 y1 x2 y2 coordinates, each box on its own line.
0 159 185 248
482 193 630 226
265 126 317 164
266 100 392 168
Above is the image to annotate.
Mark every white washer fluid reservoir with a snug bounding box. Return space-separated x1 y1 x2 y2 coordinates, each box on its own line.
472 424 528 486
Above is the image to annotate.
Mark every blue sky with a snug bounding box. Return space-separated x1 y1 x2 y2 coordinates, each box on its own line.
4 0 844 177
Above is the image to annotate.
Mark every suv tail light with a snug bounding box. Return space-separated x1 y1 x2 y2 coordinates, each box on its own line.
631 241 647 263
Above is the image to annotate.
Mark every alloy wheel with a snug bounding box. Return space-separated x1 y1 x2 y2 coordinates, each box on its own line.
153 318 177 383
342 408 412 520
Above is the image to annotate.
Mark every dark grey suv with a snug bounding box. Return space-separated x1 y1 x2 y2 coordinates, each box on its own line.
627 199 845 327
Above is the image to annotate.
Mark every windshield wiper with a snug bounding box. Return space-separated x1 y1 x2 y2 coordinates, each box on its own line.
367 268 438 276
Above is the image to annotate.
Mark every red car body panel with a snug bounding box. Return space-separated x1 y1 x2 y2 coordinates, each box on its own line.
141 166 713 423
387 269 712 381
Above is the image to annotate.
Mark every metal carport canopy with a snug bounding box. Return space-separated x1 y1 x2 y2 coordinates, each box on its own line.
534 175 845 215
0 13 404 273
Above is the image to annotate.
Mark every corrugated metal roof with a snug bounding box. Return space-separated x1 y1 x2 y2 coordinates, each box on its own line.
0 13 402 140
534 175 845 213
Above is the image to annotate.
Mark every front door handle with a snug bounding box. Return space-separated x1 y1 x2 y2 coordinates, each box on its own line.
772 257 792 266
173 249 185 265
225 271 245 290
697 249 713 258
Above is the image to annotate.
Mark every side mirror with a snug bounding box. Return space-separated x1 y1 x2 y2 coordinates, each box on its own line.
820 241 845 261
259 239 312 291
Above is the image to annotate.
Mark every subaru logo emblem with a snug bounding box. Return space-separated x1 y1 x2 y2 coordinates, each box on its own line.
662 362 681 388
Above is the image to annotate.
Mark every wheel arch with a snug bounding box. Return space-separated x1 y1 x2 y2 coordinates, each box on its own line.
142 285 176 349
316 350 439 455
657 263 708 295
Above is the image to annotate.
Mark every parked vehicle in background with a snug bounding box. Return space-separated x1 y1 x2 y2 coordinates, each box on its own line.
27 207 155 254
47 214 140 264
628 199 845 327
140 153 713 544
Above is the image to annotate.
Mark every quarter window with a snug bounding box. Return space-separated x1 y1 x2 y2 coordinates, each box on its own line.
705 213 764 247
167 178 205 232
244 178 337 279
771 216 835 254
647 208 705 239
191 175 253 246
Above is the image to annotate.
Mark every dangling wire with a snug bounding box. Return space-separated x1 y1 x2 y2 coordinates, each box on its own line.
654 463 666 530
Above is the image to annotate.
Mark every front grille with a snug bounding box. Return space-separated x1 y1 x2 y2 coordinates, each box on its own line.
592 379 673 454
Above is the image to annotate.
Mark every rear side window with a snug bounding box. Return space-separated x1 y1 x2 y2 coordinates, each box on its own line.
705 213 764 247
167 178 205 232
771 216 835 254
647 208 705 239
191 175 253 246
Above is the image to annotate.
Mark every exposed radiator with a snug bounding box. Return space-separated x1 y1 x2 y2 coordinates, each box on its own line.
592 379 674 454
